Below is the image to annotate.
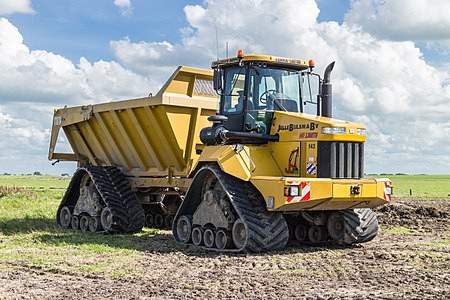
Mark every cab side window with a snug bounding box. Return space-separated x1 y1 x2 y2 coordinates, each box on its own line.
223 68 245 114
244 68 276 134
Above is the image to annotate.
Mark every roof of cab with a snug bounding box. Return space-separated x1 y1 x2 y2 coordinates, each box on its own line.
211 54 310 70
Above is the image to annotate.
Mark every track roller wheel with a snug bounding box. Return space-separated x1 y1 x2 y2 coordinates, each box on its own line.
287 224 295 240
341 208 379 244
215 230 233 250
101 207 113 231
145 214 154 227
295 224 309 242
308 225 328 243
164 215 174 229
203 229 215 248
176 215 192 244
191 227 204 246
59 206 72 229
327 212 345 241
154 214 164 228
89 217 101 232
71 216 79 230
80 215 90 231
232 219 248 250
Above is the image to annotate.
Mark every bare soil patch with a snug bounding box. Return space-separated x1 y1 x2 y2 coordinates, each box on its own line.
1 198 449 299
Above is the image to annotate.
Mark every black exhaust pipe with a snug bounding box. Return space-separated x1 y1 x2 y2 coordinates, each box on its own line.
321 61 335 118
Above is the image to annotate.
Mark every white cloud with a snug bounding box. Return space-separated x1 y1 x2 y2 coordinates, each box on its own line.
0 17 153 174
113 0 133 16
1 1 449 174
0 0 34 15
0 105 52 174
345 0 450 50
0 18 152 104
0 107 47 148
109 0 450 174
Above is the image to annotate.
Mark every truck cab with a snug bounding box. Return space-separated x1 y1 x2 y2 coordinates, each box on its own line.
212 51 316 137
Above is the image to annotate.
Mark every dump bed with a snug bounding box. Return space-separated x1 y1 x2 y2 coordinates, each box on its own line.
49 66 218 179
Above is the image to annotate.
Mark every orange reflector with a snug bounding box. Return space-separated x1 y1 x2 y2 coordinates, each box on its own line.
284 187 290 196
237 49 245 58
308 59 315 68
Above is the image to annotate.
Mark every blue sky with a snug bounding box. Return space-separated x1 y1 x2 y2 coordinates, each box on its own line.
1 0 450 175
8 0 202 62
7 0 369 63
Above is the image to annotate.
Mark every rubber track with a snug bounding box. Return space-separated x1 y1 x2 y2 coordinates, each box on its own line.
175 165 289 253
341 208 378 244
57 166 144 234
104 167 145 233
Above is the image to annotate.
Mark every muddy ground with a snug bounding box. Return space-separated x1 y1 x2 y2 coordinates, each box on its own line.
1 198 449 300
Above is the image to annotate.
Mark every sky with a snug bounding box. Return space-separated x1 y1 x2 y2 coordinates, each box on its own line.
0 0 450 175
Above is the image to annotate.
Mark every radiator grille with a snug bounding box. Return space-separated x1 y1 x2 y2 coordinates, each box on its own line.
318 142 364 179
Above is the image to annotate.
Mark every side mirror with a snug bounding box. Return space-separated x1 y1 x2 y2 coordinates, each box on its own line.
213 68 223 91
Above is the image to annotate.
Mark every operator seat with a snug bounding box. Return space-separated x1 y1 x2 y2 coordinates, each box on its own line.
279 99 298 112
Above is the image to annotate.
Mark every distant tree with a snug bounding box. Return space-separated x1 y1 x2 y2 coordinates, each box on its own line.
2 173 11 176
61 173 70 177
33 171 42 176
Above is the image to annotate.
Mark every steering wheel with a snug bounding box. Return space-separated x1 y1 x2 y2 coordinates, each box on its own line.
260 89 287 111
259 89 277 104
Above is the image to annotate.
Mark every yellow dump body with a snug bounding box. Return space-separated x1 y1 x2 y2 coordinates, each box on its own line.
49 66 218 181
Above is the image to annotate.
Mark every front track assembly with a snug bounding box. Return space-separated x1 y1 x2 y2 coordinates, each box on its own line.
57 166 145 233
173 165 289 253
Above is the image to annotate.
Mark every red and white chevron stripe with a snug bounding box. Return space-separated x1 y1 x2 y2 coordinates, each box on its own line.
383 181 393 202
286 182 311 203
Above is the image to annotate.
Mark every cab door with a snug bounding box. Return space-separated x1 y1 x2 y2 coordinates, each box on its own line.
220 67 247 132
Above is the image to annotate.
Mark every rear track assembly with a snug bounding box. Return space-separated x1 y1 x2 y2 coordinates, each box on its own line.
57 165 145 233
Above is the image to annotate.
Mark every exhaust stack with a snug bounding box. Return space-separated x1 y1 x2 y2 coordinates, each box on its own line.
321 61 335 118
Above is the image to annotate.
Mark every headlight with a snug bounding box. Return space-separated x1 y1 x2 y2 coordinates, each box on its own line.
357 128 366 136
385 186 393 195
322 127 346 134
284 186 299 196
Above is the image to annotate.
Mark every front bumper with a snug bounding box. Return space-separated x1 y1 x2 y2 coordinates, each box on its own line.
250 176 393 212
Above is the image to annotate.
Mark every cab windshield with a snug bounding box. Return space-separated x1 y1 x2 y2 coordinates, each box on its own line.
248 66 303 113
221 65 305 134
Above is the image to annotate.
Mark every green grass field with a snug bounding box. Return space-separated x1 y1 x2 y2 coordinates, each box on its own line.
373 174 450 198
0 175 70 190
0 177 160 277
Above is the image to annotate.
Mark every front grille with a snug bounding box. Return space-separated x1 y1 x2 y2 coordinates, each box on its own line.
318 142 364 179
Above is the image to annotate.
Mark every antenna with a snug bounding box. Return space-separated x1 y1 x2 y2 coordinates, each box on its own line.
226 41 228 58
215 26 219 60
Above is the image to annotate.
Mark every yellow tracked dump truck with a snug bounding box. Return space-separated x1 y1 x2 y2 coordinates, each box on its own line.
49 51 393 252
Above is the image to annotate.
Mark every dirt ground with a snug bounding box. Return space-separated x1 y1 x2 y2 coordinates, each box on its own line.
1 198 449 300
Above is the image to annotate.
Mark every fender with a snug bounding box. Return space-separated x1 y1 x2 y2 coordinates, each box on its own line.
190 144 282 181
